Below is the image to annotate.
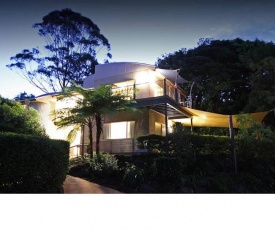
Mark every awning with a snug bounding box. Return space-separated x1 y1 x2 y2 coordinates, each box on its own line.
155 68 189 84
172 107 270 128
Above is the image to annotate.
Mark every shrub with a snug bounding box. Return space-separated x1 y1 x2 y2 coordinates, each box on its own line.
153 156 183 192
69 152 120 180
89 152 119 178
136 134 166 153
122 163 144 191
0 96 47 137
0 132 69 193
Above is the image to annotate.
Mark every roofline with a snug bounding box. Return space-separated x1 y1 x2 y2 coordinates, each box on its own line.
96 61 156 68
35 92 60 100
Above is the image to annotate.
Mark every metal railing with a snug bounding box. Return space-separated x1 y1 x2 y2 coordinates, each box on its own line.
111 79 187 105
95 139 136 154
69 144 89 158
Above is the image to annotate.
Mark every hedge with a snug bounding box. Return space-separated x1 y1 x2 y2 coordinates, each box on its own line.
0 132 69 193
136 133 230 156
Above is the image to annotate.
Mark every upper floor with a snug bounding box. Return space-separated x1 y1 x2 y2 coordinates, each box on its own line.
83 62 189 106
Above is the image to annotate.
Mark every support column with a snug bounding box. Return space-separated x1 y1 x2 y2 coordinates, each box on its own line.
190 117 193 133
229 115 237 176
164 102 169 155
81 125 85 158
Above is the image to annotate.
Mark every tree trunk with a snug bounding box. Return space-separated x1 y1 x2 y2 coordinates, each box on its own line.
95 114 102 155
88 118 94 158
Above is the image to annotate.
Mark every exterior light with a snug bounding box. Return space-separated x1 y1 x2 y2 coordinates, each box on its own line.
143 140 148 149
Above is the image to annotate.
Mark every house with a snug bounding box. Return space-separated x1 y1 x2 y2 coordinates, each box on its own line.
29 92 83 157
82 62 193 154
30 62 271 157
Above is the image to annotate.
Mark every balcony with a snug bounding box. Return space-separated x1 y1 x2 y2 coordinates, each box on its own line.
111 79 187 105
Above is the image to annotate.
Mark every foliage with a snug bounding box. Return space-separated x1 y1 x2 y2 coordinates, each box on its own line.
0 132 69 193
157 38 275 114
69 138 275 193
7 8 111 93
14 91 35 101
136 134 166 153
244 57 275 112
137 126 230 157
68 118 275 193
89 152 119 178
153 156 183 192
122 163 145 191
68 153 120 189
54 83 136 157
237 113 275 140
0 96 47 137
192 127 229 136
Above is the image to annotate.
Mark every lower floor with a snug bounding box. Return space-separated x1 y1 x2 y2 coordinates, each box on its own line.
69 107 173 157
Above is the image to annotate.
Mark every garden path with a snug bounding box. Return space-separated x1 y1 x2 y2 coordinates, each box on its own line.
63 175 122 194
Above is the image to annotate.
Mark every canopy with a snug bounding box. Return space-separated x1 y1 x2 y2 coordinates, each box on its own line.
156 68 189 84
172 107 270 128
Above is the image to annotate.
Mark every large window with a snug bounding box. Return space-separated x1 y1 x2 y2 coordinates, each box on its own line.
112 80 134 100
104 121 135 139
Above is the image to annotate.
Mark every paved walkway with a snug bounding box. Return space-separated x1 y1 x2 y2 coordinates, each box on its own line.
63 175 122 194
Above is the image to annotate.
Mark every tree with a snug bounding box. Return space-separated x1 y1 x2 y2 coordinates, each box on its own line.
0 96 47 137
156 38 275 114
7 8 111 93
237 114 275 140
14 91 35 102
244 57 275 112
54 84 136 157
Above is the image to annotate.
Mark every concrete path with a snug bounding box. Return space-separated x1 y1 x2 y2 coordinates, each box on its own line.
63 175 122 194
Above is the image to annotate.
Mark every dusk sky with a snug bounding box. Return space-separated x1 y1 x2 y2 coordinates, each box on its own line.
1 0 275 98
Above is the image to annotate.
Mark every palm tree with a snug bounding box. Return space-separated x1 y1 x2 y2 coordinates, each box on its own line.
53 84 136 158
91 85 137 155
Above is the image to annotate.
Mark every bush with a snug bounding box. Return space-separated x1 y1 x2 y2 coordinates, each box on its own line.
89 152 119 178
0 96 47 137
69 152 120 180
136 134 166 153
153 156 183 192
122 163 145 191
0 132 69 193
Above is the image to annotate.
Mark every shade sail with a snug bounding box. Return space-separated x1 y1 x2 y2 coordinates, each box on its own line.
156 68 189 84
172 107 270 128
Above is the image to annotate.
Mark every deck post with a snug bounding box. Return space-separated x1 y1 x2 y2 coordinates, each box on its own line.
164 102 169 154
81 125 85 158
229 115 237 176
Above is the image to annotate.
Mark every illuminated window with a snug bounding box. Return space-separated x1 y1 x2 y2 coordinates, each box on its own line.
155 122 166 136
104 121 135 139
112 80 134 100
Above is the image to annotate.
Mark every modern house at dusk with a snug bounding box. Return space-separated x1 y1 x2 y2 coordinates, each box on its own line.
30 62 270 157
82 62 191 154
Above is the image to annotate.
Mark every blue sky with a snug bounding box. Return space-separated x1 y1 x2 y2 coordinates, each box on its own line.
1 0 275 98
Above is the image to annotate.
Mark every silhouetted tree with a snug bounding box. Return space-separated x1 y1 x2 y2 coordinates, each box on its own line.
14 91 35 101
7 8 111 93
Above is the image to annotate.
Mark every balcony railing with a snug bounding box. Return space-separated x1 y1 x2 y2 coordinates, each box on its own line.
111 79 187 105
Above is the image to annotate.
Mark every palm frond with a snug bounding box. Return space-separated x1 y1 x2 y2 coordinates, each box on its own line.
67 124 82 143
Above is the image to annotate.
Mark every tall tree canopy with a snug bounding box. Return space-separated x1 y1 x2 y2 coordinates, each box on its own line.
156 38 275 114
7 8 111 93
